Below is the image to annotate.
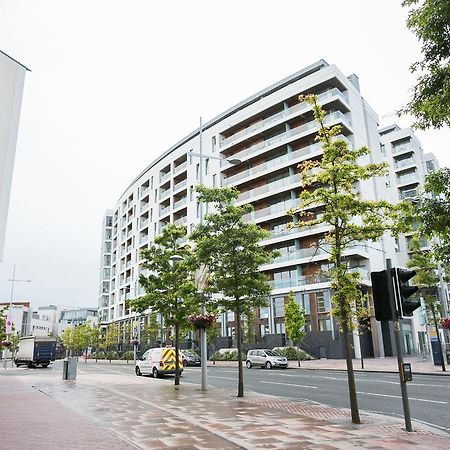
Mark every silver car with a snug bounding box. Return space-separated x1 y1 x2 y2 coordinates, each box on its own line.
246 349 288 369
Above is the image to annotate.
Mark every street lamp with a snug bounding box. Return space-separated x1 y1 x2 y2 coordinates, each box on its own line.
3 264 31 369
193 117 242 392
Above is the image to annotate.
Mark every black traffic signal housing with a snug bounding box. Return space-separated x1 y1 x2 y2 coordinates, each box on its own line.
393 268 420 317
371 270 396 321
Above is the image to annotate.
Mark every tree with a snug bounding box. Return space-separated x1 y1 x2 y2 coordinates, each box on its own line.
354 292 372 370
284 291 306 367
130 224 199 386
104 323 120 361
89 325 104 362
416 168 450 265
290 95 409 424
61 325 90 357
401 0 450 129
407 236 446 371
141 312 160 347
190 186 277 397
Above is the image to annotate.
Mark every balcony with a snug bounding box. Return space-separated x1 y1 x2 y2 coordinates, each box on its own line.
174 161 187 175
223 111 351 165
140 186 149 198
397 172 418 186
223 142 322 186
160 172 171 183
220 88 348 149
392 143 413 156
174 216 187 226
159 205 171 217
268 273 330 290
394 157 415 170
140 203 149 213
237 173 300 202
173 197 187 210
399 188 418 200
139 234 149 245
159 188 171 201
139 218 149 229
242 198 298 222
173 179 187 192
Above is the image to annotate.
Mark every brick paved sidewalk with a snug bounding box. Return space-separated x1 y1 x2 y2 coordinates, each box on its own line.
0 376 137 450
11 370 450 449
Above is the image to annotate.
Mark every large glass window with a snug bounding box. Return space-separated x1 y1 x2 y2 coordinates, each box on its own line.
316 291 331 313
273 296 285 317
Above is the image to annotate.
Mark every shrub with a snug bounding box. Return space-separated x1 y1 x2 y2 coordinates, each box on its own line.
121 351 134 360
210 350 245 361
94 351 106 360
106 351 119 360
272 346 314 361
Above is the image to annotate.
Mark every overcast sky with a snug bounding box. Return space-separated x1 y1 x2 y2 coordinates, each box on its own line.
0 0 448 309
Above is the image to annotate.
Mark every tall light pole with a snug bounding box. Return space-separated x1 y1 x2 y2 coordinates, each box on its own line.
3 264 31 369
194 117 241 392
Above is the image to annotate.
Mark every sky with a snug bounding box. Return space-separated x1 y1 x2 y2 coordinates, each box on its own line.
0 0 448 309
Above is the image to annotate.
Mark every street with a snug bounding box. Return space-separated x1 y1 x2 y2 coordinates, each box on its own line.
11 360 448 433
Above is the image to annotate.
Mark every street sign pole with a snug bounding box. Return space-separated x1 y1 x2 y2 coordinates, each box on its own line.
386 259 413 432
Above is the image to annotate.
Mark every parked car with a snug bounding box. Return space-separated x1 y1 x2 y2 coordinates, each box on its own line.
135 347 183 378
181 350 201 367
246 349 288 369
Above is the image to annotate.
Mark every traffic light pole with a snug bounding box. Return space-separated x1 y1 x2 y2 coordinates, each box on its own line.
386 259 413 432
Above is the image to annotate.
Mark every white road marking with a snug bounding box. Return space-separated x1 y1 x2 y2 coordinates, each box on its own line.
209 375 237 380
357 391 447 404
260 381 318 389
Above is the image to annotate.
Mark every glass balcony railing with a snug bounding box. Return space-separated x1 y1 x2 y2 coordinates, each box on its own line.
139 235 149 244
242 198 299 222
159 189 171 200
173 197 187 210
223 111 351 165
399 188 418 200
160 172 171 183
140 186 149 198
238 173 300 202
173 179 187 192
397 172 418 185
174 216 187 226
173 161 187 174
392 143 413 155
268 273 331 289
159 206 170 217
139 218 149 229
220 88 348 148
394 157 415 169
140 203 149 212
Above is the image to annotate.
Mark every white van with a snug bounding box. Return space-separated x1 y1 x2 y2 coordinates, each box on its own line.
135 347 183 378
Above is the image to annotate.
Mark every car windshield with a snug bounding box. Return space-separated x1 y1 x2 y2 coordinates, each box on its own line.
265 351 280 356
183 351 197 357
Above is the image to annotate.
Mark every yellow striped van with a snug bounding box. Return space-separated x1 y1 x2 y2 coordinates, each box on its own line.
135 346 183 378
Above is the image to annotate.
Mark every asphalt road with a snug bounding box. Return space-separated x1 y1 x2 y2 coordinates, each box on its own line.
8 360 450 433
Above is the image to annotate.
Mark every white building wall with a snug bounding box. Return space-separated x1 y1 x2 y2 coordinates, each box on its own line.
0 51 28 257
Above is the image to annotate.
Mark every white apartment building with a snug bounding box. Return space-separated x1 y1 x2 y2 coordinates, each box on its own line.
99 60 435 359
0 50 29 258
380 125 447 355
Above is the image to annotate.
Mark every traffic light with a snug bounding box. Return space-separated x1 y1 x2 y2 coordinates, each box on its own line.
371 270 396 321
393 268 420 317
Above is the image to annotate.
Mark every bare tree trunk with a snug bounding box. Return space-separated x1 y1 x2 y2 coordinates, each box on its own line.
430 302 446 372
235 303 244 397
342 320 361 424
359 330 364 370
175 323 181 386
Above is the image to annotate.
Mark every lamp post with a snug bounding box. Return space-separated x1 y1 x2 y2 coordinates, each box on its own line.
193 117 241 392
3 264 31 369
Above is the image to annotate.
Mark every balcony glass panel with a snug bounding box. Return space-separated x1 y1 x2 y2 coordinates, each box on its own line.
220 88 347 148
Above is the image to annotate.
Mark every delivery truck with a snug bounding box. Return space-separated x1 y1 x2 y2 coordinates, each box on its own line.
14 336 57 368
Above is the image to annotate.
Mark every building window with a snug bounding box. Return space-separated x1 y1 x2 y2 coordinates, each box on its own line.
316 291 331 313
273 297 285 317
318 318 331 331
259 307 269 319
212 174 217 187
196 202 200 218
380 143 386 158
275 322 286 334
426 160 435 173
190 186 194 201
212 136 216 152
205 158 209 175
196 163 200 180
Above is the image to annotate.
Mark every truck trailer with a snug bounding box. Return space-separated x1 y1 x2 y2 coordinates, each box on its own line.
15 336 57 368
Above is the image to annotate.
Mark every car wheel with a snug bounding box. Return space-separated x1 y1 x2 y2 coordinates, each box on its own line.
41 363 50 368
246 360 252 369
135 366 142 376
152 367 159 378
265 361 272 370
183 360 187 367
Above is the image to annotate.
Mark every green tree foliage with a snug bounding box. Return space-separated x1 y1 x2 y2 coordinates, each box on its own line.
88 325 104 362
416 168 450 265
104 323 120 361
401 0 450 129
284 291 306 367
130 224 199 386
0 307 6 345
290 95 409 424
190 186 277 397
141 312 160 347
61 325 91 356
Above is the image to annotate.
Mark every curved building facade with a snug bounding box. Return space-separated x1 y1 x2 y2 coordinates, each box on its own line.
99 60 395 358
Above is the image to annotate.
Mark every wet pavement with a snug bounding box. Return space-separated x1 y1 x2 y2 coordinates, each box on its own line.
1 363 450 449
